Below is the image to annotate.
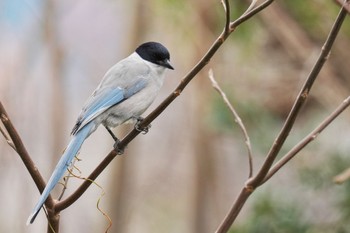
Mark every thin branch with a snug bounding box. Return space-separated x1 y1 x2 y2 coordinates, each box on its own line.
221 0 231 34
0 123 16 151
241 0 259 17
263 96 350 183
247 1 349 188
230 0 274 30
208 69 253 178
334 0 350 14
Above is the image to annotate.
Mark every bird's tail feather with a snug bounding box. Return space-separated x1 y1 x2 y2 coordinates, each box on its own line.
26 122 94 225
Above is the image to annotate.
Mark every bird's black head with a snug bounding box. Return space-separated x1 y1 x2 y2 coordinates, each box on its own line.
136 42 174 70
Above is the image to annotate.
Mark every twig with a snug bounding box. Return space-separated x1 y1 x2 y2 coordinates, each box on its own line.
334 0 350 14
230 0 274 30
221 0 231 34
263 96 350 183
208 69 253 178
241 0 258 17
0 122 16 151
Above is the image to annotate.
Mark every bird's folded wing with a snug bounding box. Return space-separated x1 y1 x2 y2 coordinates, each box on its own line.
72 79 147 134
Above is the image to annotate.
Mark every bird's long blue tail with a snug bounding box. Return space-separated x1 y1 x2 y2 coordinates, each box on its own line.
26 122 94 225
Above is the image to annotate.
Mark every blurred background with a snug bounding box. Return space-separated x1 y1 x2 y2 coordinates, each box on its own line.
1 0 350 232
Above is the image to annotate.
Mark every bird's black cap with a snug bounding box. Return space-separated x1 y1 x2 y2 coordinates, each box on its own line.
136 42 174 70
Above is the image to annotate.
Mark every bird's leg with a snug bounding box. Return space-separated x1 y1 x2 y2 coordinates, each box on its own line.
105 126 119 141
134 116 151 134
104 126 124 155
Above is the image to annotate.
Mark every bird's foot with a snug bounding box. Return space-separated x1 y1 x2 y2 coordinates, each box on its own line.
134 117 151 134
113 139 125 155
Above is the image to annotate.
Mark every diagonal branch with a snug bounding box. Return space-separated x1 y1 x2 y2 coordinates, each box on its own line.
230 0 274 30
0 102 55 209
262 96 350 183
247 0 350 188
208 69 253 178
0 122 16 151
334 0 350 14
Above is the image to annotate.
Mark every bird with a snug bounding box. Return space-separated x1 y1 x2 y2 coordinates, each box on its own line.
27 41 174 224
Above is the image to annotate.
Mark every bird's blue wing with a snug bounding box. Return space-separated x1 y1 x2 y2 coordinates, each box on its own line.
72 78 148 134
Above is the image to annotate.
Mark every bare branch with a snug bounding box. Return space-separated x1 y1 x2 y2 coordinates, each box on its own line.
334 0 350 14
0 101 58 230
221 0 231 34
0 102 49 195
247 1 350 188
263 96 350 183
0 122 16 151
241 0 259 17
208 69 253 178
230 0 274 30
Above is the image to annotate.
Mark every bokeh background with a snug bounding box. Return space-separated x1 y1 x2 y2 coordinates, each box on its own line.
1 0 350 232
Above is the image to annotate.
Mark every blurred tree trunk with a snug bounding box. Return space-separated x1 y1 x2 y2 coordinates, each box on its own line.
42 0 66 169
191 1 220 232
108 1 149 232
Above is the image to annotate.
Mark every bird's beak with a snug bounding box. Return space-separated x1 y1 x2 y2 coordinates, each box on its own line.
160 59 174 70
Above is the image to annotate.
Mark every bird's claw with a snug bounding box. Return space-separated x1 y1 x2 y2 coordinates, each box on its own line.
134 117 151 134
113 139 124 155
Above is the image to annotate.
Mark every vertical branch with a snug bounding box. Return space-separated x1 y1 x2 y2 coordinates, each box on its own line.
221 0 231 34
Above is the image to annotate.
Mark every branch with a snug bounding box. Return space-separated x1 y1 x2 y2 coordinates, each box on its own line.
247 0 349 188
334 0 350 14
263 96 350 183
230 0 274 30
208 69 253 178
0 121 16 151
0 102 56 213
57 0 274 212
221 0 231 34
216 2 349 232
